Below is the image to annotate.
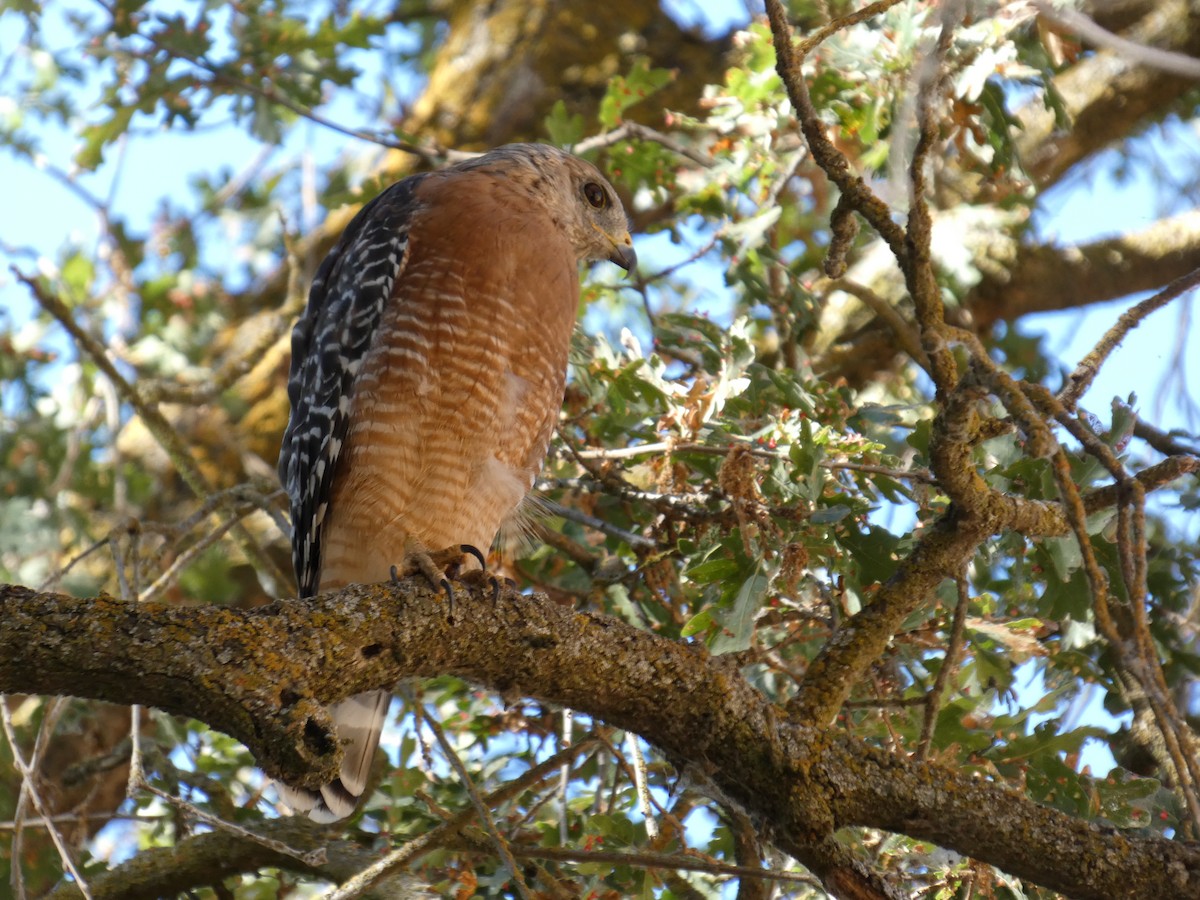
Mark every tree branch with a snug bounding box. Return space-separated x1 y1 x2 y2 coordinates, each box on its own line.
43 817 429 900
1060 265 1200 408
1017 0 1200 187
3 580 1198 899
968 211 1200 330
1035 0 1200 80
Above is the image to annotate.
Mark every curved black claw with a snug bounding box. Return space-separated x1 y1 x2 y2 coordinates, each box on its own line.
460 544 487 570
456 543 502 603
390 564 401 585
440 577 456 624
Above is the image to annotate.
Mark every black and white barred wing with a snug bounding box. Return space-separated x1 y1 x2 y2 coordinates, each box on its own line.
278 176 426 598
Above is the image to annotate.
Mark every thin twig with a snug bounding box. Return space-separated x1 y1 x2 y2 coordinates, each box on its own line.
1133 420 1200 458
135 772 327 868
572 440 676 460
917 575 971 761
823 460 935 483
0 811 156 832
559 710 573 846
537 497 658 550
764 0 909 262
796 0 908 58
140 497 281 603
573 121 715 169
137 310 296 406
421 711 533 899
1 700 95 900
825 278 931 374
844 696 927 709
1154 297 1198 429
8 695 70 899
652 234 723 286
902 0 964 399
60 736 133 789
570 438 935 482
1082 456 1200 513
1041 410 1200 829
36 538 108 591
142 484 288 542
591 731 672 821
14 270 291 592
450 840 825 889
321 740 599 900
627 733 659 839
1060 266 1200 409
1047 405 1200 827
92 0 455 163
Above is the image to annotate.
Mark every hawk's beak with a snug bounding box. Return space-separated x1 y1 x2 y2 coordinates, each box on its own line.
608 233 637 272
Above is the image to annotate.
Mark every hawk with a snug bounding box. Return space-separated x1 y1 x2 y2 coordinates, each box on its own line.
277 143 635 821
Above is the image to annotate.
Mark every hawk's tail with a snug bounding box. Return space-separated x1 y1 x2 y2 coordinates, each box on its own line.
276 690 391 822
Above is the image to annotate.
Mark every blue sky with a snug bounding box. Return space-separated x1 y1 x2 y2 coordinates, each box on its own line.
1030 119 1200 438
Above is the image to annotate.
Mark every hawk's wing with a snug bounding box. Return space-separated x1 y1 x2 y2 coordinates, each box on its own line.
278 176 428 598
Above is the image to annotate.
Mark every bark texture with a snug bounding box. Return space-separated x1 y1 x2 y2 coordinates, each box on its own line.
4 580 1199 900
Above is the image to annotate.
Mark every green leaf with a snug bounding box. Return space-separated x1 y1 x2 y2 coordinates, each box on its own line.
544 99 585 146
598 58 674 129
59 252 95 303
836 522 900 587
249 94 283 144
76 105 136 170
711 569 769 654
810 504 852 524
1107 398 1137 452
685 557 741 584
1041 536 1082 581
681 608 714 638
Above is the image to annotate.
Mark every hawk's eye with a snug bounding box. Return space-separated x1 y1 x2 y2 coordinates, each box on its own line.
583 182 608 209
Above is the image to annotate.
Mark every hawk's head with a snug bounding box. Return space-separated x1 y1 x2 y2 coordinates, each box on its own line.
456 143 637 272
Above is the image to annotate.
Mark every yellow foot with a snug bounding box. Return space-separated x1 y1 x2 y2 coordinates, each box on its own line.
449 544 506 602
389 542 493 622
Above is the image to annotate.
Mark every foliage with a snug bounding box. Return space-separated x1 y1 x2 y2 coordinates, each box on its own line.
1 0 1199 898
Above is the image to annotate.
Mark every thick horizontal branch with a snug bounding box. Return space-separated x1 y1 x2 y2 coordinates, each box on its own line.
968 211 1200 330
1017 0 1200 187
821 210 1200 388
43 818 424 900
2 581 1198 898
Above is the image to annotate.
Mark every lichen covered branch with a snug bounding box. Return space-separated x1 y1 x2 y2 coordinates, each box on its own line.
3 580 1198 898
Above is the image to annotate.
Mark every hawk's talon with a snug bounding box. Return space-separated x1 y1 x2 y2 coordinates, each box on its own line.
439 577 456 623
388 541 492 621
460 544 487 570
388 554 457 621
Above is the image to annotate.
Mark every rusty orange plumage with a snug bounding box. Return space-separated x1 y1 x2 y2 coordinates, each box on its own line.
277 144 634 820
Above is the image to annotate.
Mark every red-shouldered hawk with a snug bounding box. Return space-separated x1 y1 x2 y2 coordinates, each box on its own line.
277 143 635 821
